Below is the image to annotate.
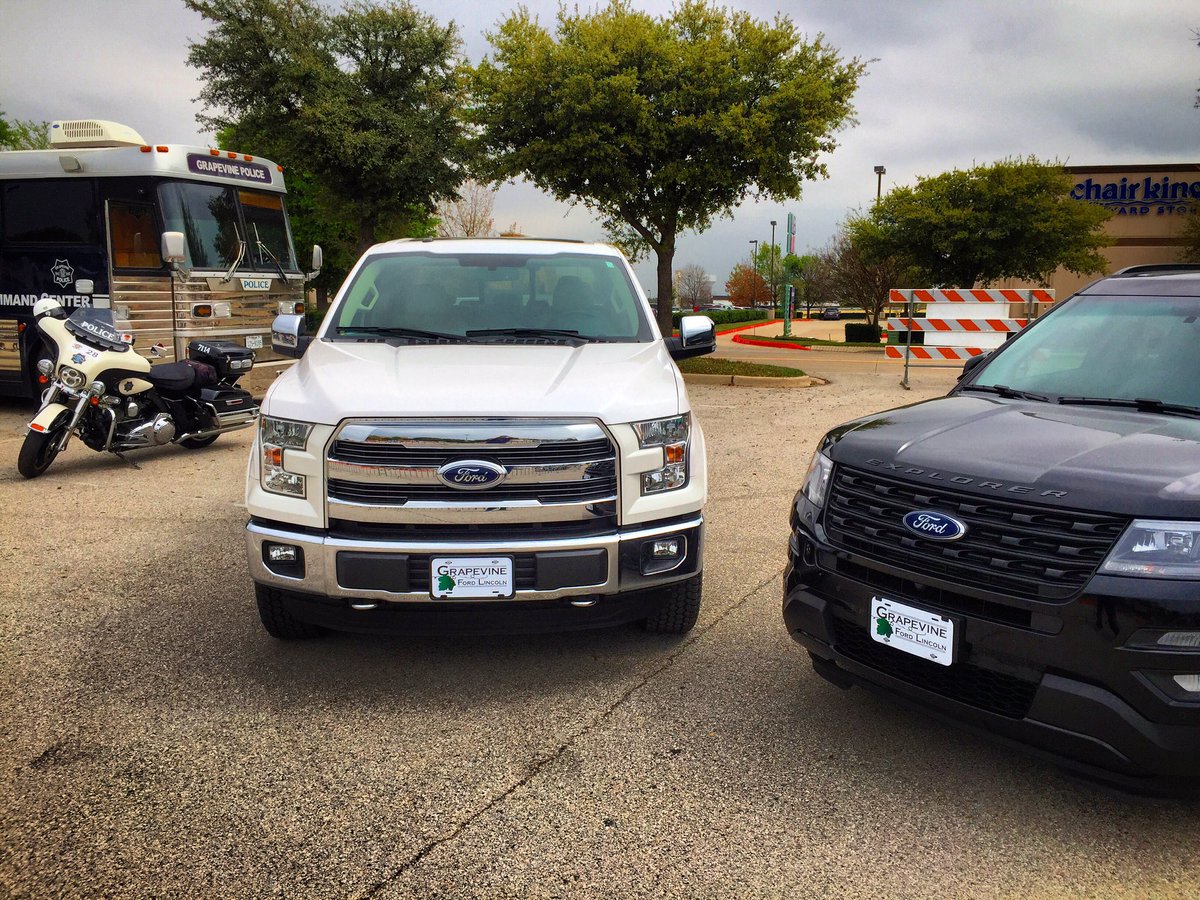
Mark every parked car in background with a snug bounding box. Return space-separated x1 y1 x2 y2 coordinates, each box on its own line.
820 305 841 320
785 264 1200 793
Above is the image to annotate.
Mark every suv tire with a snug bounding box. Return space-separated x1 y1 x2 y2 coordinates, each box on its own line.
642 573 702 634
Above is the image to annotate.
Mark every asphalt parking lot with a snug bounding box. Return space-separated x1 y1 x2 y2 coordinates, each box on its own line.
2 360 1198 898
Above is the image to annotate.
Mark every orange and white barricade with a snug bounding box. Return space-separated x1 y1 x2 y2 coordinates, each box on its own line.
885 288 1055 384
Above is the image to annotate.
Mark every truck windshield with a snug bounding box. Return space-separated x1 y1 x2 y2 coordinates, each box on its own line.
159 182 297 272
969 295 1200 408
332 251 654 343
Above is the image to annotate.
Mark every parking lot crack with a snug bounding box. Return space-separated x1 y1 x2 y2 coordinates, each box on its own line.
357 567 784 898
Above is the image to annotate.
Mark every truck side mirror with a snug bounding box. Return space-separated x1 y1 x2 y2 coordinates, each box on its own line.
667 315 716 361
307 244 323 282
272 313 312 358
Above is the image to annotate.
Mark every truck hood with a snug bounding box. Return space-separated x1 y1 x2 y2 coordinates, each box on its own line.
826 395 1200 517
263 338 684 425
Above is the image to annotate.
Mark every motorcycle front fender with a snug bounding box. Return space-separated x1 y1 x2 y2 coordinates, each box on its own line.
28 402 70 433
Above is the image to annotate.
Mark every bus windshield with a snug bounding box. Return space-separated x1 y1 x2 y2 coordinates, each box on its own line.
158 181 298 273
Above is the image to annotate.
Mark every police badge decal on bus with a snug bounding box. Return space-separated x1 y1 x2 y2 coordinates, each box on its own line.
2 118 323 475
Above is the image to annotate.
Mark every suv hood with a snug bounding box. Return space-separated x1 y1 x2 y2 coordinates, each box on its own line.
264 339 684 425
827 395 1200 517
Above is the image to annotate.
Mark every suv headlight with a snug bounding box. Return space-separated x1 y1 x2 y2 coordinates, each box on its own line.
634 413 690 495
1100 520 1200 579
260 416 313 497
801 449 834 509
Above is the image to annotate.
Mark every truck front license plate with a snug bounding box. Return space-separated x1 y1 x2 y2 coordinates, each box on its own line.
431 557 514 599
869 596 955 666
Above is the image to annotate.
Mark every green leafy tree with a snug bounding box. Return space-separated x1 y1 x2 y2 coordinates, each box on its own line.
0 111 50 150
849 157 1112 287
471 1 865 334
185 0 468 255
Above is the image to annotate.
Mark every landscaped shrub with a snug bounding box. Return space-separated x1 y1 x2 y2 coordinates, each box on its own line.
671 308 763 327
844 322 882 342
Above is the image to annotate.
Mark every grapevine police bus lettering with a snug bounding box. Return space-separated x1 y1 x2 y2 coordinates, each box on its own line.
0 118 317 398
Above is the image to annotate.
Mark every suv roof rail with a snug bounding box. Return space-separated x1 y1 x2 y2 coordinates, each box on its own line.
1110 264 1200 277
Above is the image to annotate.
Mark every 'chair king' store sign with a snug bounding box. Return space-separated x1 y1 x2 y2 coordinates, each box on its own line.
1070 172 1199 217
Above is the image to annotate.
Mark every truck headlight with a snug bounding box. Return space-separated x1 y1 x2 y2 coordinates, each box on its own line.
634 413 690 495
260 416 312 497
801 449 834 509
1100 520 1200 579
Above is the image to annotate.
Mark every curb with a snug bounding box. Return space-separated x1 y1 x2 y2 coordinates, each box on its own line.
732 334 812 350
715 319 782 336
681 373 827 388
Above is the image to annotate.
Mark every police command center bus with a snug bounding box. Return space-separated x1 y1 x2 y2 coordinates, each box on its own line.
0 119 318 398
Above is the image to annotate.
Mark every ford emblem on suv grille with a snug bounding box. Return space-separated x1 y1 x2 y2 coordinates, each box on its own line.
437 460 507 490
902 510 967 541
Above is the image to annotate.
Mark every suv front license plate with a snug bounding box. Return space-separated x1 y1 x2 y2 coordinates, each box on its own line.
869 596 955 666
431 557 515 599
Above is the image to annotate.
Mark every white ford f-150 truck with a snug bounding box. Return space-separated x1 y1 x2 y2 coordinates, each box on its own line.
245 238 716 638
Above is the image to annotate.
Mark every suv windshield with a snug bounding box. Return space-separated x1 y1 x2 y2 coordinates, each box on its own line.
969 294 1200 408
331 251 653 343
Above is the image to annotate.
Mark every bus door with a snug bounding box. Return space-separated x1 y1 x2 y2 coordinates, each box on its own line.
0 178 109 397
102 180 175 362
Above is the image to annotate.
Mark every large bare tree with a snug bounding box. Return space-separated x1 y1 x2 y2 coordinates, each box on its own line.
677 263 713 308
436 179 497 238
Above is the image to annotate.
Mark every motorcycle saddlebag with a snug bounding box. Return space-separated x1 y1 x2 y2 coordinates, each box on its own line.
199 385 258 417
187 339 255 379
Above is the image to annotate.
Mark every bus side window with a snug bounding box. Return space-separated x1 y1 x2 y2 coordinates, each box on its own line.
109 201 163 269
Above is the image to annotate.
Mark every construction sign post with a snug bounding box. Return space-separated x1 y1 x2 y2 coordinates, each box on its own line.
886 288 1055 388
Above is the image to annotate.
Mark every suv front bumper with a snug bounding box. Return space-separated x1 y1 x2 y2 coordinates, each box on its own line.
784 524 1200 793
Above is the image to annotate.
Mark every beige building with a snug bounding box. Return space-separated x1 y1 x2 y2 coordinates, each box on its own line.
1048 163 1199 297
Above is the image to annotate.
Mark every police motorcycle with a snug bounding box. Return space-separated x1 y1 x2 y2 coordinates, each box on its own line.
17 298 259 478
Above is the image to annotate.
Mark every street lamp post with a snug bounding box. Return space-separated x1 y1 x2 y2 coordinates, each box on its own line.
874 165 886 201
749 239 759 308
769 219 778 322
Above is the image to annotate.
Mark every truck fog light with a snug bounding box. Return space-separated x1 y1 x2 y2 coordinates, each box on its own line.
652 538 680 559
267 544 298 562
1173 674 1200 693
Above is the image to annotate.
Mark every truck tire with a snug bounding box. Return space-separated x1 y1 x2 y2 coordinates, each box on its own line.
642 573 702 634
254 583 327 639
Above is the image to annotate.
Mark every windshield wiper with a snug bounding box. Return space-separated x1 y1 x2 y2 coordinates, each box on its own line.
335 325 470 343
960 383 1052 402
252 223 288 281
1057 396 1200 417
466 327 589 345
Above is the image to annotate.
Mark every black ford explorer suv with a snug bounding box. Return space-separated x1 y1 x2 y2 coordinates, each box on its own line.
785 264 1200 792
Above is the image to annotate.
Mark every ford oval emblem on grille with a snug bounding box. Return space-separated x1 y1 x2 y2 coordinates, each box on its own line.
437 460 507 490
902 510 967 541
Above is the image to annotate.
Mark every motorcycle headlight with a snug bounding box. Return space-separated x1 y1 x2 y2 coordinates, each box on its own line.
1100 520 1200 579
801 449 834 509
633 413 690 495
59 366 86 390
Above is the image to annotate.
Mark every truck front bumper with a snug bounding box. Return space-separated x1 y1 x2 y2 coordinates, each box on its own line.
247 514 702 618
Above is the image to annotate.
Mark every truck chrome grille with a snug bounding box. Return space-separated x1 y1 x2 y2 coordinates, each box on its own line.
325 419 619 524
824 465 1128 602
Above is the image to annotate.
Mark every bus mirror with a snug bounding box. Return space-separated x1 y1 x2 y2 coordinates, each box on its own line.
161 232 186 265
307 244 323 281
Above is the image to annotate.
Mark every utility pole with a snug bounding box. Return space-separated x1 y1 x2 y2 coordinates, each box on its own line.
769 219 778 321
749 239 759 308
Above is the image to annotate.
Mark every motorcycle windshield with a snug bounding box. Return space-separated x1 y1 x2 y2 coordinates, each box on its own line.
64 308 132 353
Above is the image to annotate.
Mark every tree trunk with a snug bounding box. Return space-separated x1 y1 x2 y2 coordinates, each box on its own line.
357 214 377 257
655 236 676 336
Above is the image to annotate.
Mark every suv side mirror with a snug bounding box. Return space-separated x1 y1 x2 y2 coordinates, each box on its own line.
667 315 716 361
272 313 312 358
958 351 990 380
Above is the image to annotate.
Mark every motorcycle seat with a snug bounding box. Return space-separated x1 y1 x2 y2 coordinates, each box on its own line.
147 360 217 392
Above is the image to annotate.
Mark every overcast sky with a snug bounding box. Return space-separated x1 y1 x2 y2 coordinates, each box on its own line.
1 0 1197 293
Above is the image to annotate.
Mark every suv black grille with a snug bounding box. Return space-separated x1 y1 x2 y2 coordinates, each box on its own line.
824 466 1128 601
831 617 1039 719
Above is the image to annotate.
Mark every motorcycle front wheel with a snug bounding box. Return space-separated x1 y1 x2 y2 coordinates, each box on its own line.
18 421 68 478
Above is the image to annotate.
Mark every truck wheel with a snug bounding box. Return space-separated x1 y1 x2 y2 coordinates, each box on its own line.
642 573 702 634
254 583 327 639
17 422 67 479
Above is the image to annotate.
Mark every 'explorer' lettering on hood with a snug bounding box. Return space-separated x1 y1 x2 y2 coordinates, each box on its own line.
866 458 1067 498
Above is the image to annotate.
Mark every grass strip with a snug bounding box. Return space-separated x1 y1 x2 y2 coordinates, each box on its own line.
677 357 807 378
